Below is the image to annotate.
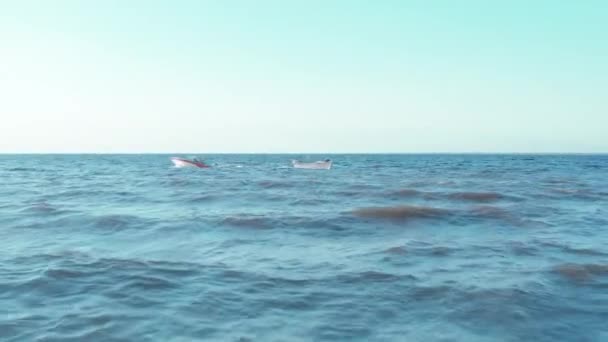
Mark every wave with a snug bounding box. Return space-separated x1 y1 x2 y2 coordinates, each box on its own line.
467 205 551 228
543 177 581 185
508 242 540 256
257 180 294 189
93 214 148 231
408 285 454 300
336 271 416 283
560 246 606 256
544 187 604 200
391 189 422 197
385 189 515 203
221 215 272 229
352 205 451 220
537 240 607 257
405 180 458 188
117 275 178 291
44 189 141 202
219 213 351 231
288 198 332 206
4 249 607 341
350 203 546 227
384 246 407 255
6 167 39 172
469 205 513 220
332 189 378 197
3 154 608 341
20 202 64 215
188 194 219 203
384 243 455 256
447 191 504 202
552 263 608 282
15 255 205 283
387 189 438 200
15 213 155 233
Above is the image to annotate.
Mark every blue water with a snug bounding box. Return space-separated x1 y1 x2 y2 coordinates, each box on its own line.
1 154 607 341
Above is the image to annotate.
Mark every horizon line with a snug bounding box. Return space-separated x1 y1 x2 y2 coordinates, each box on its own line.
1 152 607 155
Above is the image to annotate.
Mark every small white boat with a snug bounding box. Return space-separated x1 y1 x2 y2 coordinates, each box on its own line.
292 159 332 170
170 157 210 168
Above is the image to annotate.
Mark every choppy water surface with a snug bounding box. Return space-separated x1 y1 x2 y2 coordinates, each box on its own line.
1 154 607 341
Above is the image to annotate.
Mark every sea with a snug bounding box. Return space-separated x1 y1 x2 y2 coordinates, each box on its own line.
1 154 607 342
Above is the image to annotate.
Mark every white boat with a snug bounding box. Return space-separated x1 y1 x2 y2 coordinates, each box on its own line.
292 159 332 170
170 157 210 168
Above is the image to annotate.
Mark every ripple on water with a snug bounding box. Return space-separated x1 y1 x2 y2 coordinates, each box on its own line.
387 188 439 200
389 189 423 197
546 187 598 199
508 242 540 256
188 194 220 203
447 191 505 202
289 198 332 206
221 215 272 229
467 205 552 228
382 245 456 257
537 240 608 257
12 213 158 233
336 270 415 283
257 180 294 189
384 246 408 255
2 154 608 341
552 263 608 282
20 202 64 215
352 205 451 221
93 214 146 231
219 213 351 231
6 167 38 172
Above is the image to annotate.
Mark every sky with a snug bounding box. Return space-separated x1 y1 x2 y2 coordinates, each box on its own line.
1 0 606 153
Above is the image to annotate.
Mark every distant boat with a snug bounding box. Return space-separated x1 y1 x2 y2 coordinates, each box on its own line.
170 157 210 168
292 159 332 170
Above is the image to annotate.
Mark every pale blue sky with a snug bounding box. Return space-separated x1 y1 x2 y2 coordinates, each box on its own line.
1 1 606 153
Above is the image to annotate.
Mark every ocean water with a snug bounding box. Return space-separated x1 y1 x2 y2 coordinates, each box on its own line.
1 154 607 342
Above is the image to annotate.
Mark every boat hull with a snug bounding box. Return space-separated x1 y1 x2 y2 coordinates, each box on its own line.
292 160 332 170
170 157 209 168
